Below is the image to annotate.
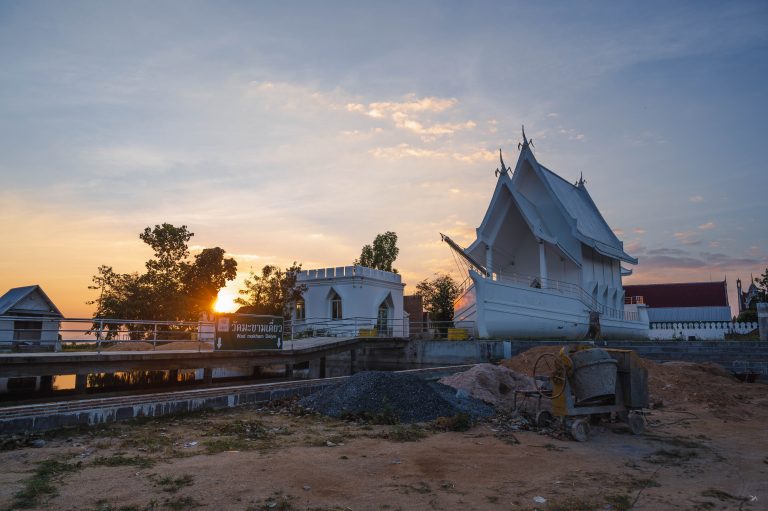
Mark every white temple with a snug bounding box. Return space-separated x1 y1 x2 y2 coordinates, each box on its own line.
448 130 649 340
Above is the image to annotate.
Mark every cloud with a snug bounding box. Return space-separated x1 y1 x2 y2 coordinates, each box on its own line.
689 195 704 203
346 94 476 140
698 222 715 230
613 228 625 236
347 95 457 117
673 231 701 246
370 144 495 163
633 228 646 234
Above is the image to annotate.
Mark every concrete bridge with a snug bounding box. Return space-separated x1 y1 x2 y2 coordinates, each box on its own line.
0 336 408 387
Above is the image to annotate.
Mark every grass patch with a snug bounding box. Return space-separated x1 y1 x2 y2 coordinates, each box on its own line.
646 434 707 449
645 448 698 465
545 496 600 511
208 419 271 439
119 429 177 453
92 499 157 511
149 473 194 493
162 495 202 510
432 413 472 432
93 454 155 469
203 437 251 454
625 476 661 491
604 494 632 511
249 492 297 511
378 424 429 442
12 458 83 508
701 489 748 502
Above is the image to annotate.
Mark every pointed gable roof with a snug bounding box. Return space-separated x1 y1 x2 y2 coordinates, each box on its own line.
470 143 636 265
0 285 63 317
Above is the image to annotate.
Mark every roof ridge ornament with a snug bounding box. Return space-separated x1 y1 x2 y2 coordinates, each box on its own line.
518 124 534 151
576 172 586 187
494 148 511 177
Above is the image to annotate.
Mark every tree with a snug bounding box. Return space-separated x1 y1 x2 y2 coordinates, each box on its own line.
235 262 307 320
88 224 238 332
415 274 460 324
355 231 399 273
754 268 768 304
184 247 238 318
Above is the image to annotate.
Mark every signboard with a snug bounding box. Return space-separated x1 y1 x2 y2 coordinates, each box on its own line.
215 314 283 350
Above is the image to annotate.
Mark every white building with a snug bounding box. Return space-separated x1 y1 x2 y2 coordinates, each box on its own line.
293 265 407 337
0 285 63 351
448 131 649 339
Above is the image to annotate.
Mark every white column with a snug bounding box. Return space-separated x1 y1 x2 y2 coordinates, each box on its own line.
485 243 493 279
538 240 548 288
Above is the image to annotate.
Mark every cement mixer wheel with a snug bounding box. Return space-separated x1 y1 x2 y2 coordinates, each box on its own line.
570 417 590 442
532 352 566 399
628 412 646 435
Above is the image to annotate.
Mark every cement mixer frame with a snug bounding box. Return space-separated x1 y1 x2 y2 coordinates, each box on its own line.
530 347 649 442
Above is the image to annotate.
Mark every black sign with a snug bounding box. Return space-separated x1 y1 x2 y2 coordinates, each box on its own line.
215 314 283 350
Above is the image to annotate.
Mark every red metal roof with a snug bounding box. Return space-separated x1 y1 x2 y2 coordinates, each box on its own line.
623 281 729 308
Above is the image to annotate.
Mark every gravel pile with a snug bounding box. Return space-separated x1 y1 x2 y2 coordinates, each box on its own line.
301 371 494 423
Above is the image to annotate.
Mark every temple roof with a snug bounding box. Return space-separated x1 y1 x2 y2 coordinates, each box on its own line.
469 141 636 265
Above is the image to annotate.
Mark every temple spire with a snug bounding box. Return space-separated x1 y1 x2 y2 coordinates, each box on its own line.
495 149 511 177
518 125 534 151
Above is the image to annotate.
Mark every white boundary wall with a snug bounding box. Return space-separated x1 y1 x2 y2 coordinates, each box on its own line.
649 321 758 340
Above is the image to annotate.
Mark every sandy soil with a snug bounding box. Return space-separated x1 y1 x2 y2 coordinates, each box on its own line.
1 354 767 511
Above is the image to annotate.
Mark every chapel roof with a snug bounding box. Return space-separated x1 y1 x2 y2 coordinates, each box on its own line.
623 281 729 309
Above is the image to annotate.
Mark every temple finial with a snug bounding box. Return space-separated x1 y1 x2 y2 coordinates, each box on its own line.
577 172 586 187
518 125 534 151
494 148 511 177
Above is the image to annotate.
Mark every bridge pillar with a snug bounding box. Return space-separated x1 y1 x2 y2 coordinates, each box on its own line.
203 368 213 384
75 374 87 392
350 349 357 375
39 375 53 393
309 357 327 379
285 364 294 378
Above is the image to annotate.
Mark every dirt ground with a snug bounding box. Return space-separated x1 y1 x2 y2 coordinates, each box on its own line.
1 355 767 511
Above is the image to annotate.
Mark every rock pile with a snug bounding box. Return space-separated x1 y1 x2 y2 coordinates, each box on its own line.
300 371 493 423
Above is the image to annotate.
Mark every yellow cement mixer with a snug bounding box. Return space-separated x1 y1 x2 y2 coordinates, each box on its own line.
531 345 649 441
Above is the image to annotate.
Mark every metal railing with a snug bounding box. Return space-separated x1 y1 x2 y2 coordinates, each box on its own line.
1 315 478 354
461 270 641 322
0 316 215 354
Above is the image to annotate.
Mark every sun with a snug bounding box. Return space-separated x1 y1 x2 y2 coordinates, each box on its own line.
213 288 238 313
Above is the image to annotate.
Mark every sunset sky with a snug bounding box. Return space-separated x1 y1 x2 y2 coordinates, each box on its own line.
1 1 767 317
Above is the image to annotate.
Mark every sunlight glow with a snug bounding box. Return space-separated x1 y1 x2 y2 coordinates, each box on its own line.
214 288 238 313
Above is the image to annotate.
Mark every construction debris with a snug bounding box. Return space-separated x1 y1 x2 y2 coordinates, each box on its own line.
300 371 494 423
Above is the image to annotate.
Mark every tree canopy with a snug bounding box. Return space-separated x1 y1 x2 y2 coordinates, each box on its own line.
355 231 399 273
88 223 237 332
415 273 460 323
235 262 307 320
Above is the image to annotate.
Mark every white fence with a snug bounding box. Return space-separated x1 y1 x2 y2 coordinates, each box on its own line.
649 321 758 340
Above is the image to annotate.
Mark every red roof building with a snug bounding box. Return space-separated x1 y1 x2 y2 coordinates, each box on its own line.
623 281 731 322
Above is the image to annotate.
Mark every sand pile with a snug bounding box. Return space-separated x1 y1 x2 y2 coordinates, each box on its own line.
499 345 559 374
301 371 494 423
438 363 534 409
643 360 766 417
499 346 765 418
